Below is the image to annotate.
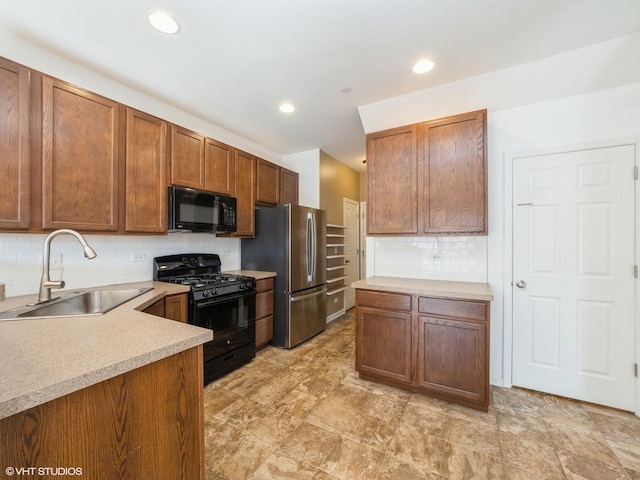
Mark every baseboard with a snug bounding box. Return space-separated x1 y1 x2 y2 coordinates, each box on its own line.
326 308 346 323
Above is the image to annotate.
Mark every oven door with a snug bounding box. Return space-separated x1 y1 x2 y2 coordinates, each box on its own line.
192 291 256 361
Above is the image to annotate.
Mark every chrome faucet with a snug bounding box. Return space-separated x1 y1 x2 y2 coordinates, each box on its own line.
37 229 98 304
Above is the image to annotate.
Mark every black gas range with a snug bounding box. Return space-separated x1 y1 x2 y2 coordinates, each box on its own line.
153 253 257 384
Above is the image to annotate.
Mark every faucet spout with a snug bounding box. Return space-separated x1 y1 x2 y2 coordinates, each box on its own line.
37 229 98 304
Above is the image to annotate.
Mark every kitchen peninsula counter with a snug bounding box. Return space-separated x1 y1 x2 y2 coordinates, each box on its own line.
0 281 211 420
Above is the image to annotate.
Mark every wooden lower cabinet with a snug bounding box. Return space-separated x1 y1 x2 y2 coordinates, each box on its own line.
355 289 490 411
143 293 188 323
356 306 412 384
255 277 274 350
165 293 188 322
0 347 205 479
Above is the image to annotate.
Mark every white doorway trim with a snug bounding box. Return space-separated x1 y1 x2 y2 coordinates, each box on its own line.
502 136 640 416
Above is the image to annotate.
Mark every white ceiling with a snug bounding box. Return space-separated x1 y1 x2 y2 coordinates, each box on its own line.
0 0 639 172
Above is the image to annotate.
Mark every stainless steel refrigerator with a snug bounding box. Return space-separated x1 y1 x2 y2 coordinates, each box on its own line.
241 205 327 348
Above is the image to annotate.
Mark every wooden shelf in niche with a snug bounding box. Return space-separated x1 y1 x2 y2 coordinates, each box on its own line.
326 224 348 315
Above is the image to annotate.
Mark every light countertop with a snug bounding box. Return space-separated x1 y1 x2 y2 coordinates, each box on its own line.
352 276 493 301
226 270 277 280
0 281 212 420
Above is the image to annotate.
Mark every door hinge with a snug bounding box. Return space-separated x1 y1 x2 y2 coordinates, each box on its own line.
635 363 638 378
635 166 638 180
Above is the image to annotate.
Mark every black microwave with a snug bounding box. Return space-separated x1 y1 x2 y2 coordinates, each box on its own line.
168 186 237 233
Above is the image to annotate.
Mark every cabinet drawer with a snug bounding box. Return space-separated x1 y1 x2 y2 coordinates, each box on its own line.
256 290 274 319
418 297 486 322
256 277 274 293
356 290 411 312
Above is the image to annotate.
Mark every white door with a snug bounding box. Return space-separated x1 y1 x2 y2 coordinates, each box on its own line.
512 145 636 411
343 198 360 310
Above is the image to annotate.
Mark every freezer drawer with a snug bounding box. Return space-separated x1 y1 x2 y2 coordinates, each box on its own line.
284 285 327 348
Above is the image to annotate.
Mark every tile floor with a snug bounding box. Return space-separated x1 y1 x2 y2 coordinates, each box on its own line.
203 312 640 479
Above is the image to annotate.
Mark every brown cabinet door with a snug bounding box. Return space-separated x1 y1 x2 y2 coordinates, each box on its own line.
416 315 487 405
0 58 30 229
419 109 487 234
204 138 235 196
125 108 168 233
170 125 205 189
256 158 280 205
233 150 256 237
356 306 412 384
279 167 298 205
41 77 120 231
143 298 166 318
255 278 274 349
165 293 188 322
366 125 418 234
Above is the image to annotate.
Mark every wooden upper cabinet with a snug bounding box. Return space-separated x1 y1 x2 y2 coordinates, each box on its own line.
233 149 256 237
204 138 235 196
41 76 121 231
366 109 487 236
256 158 280 205
170 125 205 189
124 108 168 233
419 109 487 234
0 58 30 230
279 167 299 205
366 125 418 234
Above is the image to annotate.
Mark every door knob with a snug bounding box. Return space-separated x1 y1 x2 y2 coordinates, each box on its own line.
516 280 526 289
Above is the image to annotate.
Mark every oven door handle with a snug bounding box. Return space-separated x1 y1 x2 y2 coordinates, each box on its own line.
194 291 256 309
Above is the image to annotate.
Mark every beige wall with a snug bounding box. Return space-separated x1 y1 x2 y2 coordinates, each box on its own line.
319 151 361 318
359 171 367 203
319 151 360 225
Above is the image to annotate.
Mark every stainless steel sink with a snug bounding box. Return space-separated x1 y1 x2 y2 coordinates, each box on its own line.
0 287 153 321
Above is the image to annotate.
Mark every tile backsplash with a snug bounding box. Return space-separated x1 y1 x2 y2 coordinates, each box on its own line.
0 233 241 298
370 236 488 283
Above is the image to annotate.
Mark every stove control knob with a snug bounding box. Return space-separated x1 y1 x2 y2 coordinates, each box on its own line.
202 290 210 298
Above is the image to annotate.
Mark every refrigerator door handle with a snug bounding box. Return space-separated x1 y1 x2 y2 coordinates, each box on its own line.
290 286 327 302
306 212 315 282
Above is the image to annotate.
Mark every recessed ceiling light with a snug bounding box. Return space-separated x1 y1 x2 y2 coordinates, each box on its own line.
412 59 435 74
279 103 295 113
149 11 180 34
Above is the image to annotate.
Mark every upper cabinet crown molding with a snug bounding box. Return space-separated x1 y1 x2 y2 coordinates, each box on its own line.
366 109 487 236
